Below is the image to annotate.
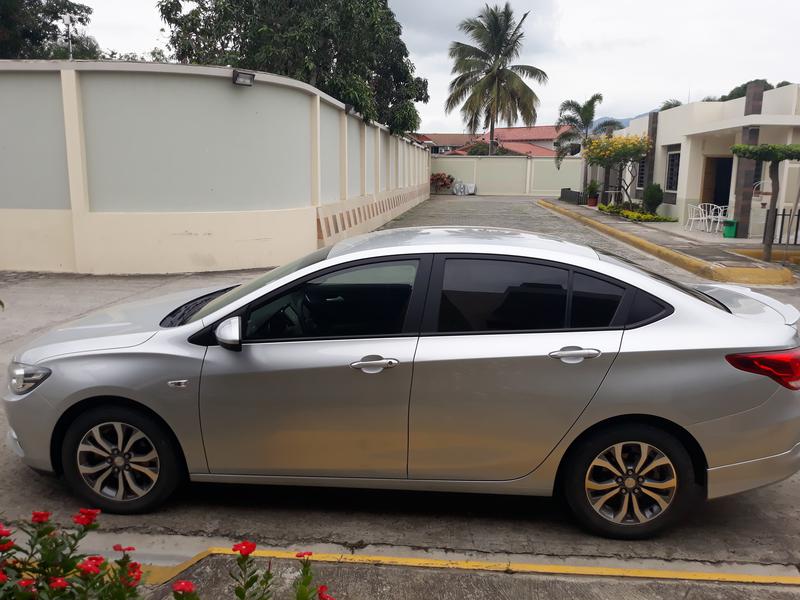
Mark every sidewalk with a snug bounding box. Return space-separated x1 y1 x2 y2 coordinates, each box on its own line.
539 200 795 285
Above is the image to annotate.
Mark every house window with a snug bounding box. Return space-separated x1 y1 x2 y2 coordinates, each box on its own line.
636 160 646 189
665 152 681 192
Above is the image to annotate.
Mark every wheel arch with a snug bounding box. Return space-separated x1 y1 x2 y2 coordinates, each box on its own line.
554 414 708 494
50 395 189 477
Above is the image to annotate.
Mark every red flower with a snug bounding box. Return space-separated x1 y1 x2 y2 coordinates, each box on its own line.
0 541 13 552
0 525 11 538
317 584 336 600
113 544 136 553
123 562 143 587
73 508 101 526
232 541 256 557
0 571 7 584
18 579 35 588
31 511 50 524
77 556 104 576
172 580 196 594
295 551 313 558
50 577 69 590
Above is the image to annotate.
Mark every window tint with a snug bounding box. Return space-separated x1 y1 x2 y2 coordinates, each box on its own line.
627 291 666 326
438 259 568 332
571 273 625 328
244 260 418 340
188 246 331 323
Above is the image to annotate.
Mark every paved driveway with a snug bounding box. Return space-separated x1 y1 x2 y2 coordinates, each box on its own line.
1 196 799 583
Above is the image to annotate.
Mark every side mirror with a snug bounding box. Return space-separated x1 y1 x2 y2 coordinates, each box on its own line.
215 316 242 352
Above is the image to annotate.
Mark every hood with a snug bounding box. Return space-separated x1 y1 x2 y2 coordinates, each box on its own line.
695 284 800 327
14 286 227 364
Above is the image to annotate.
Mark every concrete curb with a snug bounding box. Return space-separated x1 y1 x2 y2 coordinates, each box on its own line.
537 200 794 285
143 547 800 587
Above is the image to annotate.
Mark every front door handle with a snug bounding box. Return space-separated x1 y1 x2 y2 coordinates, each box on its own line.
548 347 601 364
350 356 399 374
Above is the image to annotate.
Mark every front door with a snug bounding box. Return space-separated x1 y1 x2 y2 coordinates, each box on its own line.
199 257 428 478
409 256 624 480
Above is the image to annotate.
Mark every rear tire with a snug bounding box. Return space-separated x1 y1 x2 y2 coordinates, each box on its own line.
562 424 702 539
61 405 182 514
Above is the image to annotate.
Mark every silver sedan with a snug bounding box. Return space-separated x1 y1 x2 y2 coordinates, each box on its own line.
4 227 800 538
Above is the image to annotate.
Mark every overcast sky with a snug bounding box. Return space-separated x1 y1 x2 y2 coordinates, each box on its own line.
83 0 798 132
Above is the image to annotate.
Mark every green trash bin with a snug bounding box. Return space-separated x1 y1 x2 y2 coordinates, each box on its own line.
722 219 738 238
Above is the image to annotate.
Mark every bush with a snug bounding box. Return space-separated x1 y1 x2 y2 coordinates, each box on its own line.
0 510 336 599
642 183 664 214
598 203 677 222
430 172 454 192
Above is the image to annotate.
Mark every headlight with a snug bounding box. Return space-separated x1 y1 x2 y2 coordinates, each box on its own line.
8 362 51 395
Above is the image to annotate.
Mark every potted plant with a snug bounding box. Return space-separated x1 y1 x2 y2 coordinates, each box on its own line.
430 172 455 194
585 180 600 207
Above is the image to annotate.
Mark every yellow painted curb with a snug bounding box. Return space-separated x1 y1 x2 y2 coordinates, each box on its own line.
143 547 800 587
538 199 795 285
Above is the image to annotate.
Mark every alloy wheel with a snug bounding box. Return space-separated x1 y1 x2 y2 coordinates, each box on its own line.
584 441 677 525
76 421 160 501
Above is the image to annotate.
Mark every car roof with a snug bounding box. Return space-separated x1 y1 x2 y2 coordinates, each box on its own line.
328 226 599 260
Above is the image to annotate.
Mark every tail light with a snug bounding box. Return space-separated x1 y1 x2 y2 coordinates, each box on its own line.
726 348 800 391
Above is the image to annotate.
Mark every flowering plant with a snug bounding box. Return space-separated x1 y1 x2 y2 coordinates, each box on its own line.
0 511 336 600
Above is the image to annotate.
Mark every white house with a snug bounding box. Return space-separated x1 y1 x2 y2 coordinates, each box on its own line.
619 82 800 238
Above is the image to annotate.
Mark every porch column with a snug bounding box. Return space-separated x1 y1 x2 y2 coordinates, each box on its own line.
732 81 766 237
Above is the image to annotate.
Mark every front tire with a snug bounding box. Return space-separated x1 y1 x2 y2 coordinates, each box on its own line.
562 424 702 539
61 405 182 513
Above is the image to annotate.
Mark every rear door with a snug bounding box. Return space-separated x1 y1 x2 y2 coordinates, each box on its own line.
408 255 625 480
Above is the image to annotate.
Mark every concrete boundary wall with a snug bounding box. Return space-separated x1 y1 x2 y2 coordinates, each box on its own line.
431 155 582 197
0 61 430 274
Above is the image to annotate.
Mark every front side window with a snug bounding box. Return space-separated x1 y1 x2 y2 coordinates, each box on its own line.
244 260 419 341
438 259 569 332
665 152 681 192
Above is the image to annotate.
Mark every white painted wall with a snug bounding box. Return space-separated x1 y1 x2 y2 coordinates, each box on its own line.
0 72 70 209
431 156 581 196
319 101 340 204
0 62 429 274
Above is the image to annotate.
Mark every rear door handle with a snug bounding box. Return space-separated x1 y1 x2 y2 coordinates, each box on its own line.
548 347 601 364
350 356 399 374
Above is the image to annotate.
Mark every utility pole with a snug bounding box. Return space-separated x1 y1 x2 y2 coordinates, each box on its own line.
64 15 73 60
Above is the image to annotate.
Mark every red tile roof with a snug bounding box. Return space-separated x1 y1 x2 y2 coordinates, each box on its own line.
481 125 567 142
415 132 478 147
498 142 557 157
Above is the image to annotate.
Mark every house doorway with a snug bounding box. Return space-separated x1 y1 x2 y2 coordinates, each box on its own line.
702 157 734 206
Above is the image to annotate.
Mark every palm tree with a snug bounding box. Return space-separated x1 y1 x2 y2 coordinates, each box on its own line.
445 3 547 155
553 93 623 193
660 98 682 111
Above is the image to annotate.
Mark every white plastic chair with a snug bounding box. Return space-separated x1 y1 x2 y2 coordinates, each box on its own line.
685 204 706 231
708 205 727 233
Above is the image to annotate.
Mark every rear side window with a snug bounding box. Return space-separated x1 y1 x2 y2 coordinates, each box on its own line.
626 290 668 326
438 259 569 332
571 273 625 328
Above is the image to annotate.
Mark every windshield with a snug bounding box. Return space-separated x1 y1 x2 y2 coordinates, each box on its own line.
596 250 730 312
186 246 332 324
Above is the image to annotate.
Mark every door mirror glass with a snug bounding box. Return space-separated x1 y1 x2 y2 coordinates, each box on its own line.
215 316 242 351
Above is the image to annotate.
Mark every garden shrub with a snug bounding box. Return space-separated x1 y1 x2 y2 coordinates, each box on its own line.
642 183 664 214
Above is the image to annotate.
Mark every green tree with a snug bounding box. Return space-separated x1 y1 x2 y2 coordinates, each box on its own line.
0 0 100 59
444 2 547 155
659 98 682 111
583 134 651 206
719 78 773 101
157 0 428 133
553 93 622 192
730 144 800 261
